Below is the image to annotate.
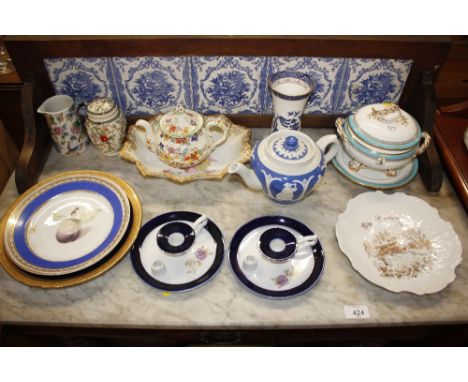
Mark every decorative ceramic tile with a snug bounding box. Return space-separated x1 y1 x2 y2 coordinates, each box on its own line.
191 56 267 114
45 56 413 116
111 57 191 115
338 58 413 114
267 57 343 114
44 58 118 106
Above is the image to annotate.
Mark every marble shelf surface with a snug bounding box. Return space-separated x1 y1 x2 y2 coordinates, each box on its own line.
0 128 467 329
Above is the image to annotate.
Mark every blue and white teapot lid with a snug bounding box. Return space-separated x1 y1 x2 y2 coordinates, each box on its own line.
257 130 320 176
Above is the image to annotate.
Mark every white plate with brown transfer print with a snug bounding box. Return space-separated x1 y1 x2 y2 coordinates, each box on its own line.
120 114 251 183
336 191 462 294
3 171 131 276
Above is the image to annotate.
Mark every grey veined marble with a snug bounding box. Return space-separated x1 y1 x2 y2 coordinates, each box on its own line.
0 128 466 329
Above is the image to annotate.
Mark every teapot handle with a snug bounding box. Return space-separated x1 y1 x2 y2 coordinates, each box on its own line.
135 119 153 130
205 118 230 149
316 134 339 164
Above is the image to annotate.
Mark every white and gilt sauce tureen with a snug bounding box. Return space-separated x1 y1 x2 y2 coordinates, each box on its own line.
335 103 431 174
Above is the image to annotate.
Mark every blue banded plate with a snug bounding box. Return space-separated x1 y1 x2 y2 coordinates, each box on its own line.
229 216 325 299
3 172 131 276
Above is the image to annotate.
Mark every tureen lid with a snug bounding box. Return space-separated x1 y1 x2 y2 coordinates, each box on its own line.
159 105 204 138
350 103 421 150
258 130 319 176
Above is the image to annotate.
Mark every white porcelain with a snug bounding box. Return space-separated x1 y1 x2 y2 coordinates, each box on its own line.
26 191 115 261
332 141 419 189
464 127 468 150
131 212 224 292
352 103 420 148
336 191 463 295
191 215 208 236
229 215 325 298
242 255 257 273
345 121 413 155
151 260 166 277
336 115 430 172
37 95 89 156
139 221 217 286
120 114 251 182
341 139 411 171
269 71 314 132
295 235 318 252
135 105 230 168
228 129 339 204
84 97 127 156
236 225 316 291
3 173 131 276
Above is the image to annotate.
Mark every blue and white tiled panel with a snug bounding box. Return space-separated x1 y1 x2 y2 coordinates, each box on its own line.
44 57 413 116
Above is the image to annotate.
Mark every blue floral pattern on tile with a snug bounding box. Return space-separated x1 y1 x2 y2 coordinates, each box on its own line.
191 56 266 114
206 71 251 108
133 71 176 108
340 58 413 113
45 56 412 116
111 57 191 115
44 58 117 106
353 72 396 104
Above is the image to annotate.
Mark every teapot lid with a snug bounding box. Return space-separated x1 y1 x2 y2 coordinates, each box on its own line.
159 105 204 138
258 130 319 176
350 103 421 150
87 97 116 115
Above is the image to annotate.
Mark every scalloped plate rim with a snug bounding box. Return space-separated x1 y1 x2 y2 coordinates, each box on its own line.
120 114 252 183
335 191 463 295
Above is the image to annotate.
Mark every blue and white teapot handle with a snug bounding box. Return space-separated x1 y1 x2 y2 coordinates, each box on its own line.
316 134 339 164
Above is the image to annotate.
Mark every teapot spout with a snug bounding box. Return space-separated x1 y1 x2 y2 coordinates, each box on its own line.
228 162 262 191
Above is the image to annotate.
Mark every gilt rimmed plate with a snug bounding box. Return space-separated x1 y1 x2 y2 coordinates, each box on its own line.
131 211 224 292
3 172 131 276
0 170 142 288
120 114 251 183
229 216 325 299
336 191 463 295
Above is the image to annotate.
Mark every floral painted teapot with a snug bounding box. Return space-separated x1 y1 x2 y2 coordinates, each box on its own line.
135 106 230 168
228 130 339 204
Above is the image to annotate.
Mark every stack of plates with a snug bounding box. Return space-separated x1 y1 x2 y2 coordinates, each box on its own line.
0 170 142 288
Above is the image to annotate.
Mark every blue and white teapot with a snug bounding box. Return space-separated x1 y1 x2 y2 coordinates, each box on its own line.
228 130 339 204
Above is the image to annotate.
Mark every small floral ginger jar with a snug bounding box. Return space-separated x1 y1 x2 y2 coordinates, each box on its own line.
84 97 127 156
